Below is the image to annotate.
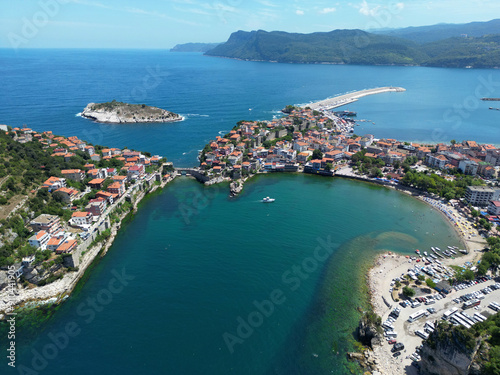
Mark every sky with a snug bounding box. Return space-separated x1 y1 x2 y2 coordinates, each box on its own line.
0 0 498 49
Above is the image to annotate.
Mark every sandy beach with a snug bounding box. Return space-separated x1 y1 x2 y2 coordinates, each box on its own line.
366 196 487 375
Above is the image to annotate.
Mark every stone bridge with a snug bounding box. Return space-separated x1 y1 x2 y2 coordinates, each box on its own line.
175 168 210 183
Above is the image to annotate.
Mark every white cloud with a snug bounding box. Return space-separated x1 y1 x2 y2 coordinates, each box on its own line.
66 0 112 9
394 2 405 11
357 0 381 16
256 0 279 7
172 5 211 16
296 10 305 15
320 7 337 14
202 3 238 14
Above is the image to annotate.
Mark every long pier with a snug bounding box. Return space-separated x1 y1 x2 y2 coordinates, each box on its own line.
305 87 406 110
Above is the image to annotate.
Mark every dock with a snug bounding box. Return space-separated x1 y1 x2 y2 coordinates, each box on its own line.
305 87 406 111
482 98 500 101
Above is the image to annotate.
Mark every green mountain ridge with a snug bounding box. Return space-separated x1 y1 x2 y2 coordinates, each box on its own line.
205 28 500 68
375 18 500 43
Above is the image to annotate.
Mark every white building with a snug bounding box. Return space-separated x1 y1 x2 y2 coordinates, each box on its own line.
28 230 50 250
71 211 93 226
458 159 478 176
465 186 500 207
488 201 500 216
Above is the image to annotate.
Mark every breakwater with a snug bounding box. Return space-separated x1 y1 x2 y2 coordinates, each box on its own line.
307 87 406 110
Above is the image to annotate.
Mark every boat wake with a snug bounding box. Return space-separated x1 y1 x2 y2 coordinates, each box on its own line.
182 149 199 156
183 113 210 119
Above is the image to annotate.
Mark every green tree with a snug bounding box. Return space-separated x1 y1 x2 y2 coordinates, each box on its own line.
403 286 416 298
312 149 323 160
426 278 436 288
463 269 475 281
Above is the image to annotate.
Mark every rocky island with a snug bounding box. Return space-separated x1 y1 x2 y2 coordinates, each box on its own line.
81 100 183 124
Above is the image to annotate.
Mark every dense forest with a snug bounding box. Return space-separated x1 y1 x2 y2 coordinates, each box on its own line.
205 28 500 68
376 18 500 43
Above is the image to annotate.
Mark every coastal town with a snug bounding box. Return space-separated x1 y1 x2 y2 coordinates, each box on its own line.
1 92 500 375
193 100 500 373
0 125 175 315
197 102 499 202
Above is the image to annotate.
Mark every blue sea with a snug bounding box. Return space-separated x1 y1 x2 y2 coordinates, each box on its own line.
1 50 499 167
0 50 494 374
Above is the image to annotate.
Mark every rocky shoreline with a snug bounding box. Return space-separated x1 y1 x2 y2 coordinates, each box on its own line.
81 101 183 124
0 176 174 317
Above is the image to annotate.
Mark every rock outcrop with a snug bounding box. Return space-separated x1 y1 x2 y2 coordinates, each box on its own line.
81 101 182 124
356 312 383 348
229 180 243 197
419 321 481 375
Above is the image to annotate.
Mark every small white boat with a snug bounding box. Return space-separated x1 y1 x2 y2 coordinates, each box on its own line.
262 197 275 203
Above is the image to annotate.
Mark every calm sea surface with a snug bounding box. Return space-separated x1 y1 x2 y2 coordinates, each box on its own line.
1 50 499 167
6 175 460 375
0 50 482 374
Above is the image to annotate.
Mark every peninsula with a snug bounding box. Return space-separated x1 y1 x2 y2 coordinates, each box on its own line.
2 89 500 375
0 127 175 317
81 100 183 124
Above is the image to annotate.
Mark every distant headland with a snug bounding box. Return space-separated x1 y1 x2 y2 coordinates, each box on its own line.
204 19 500 68
81 100 183 124
170 42 222 53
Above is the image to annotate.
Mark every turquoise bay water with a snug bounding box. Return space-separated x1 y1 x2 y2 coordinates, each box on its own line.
7 175 460 375
0 50 471 373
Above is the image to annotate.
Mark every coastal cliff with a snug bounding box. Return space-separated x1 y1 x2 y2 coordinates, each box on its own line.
81 100 182 124
419 321 482 375
356 311 383 348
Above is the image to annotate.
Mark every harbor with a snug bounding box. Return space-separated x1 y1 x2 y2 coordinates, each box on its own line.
306 87 406 111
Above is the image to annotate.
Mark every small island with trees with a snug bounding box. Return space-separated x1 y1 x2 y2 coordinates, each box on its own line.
81 100 183 124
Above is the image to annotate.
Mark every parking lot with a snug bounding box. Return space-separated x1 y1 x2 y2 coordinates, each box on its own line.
382 276 500 370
